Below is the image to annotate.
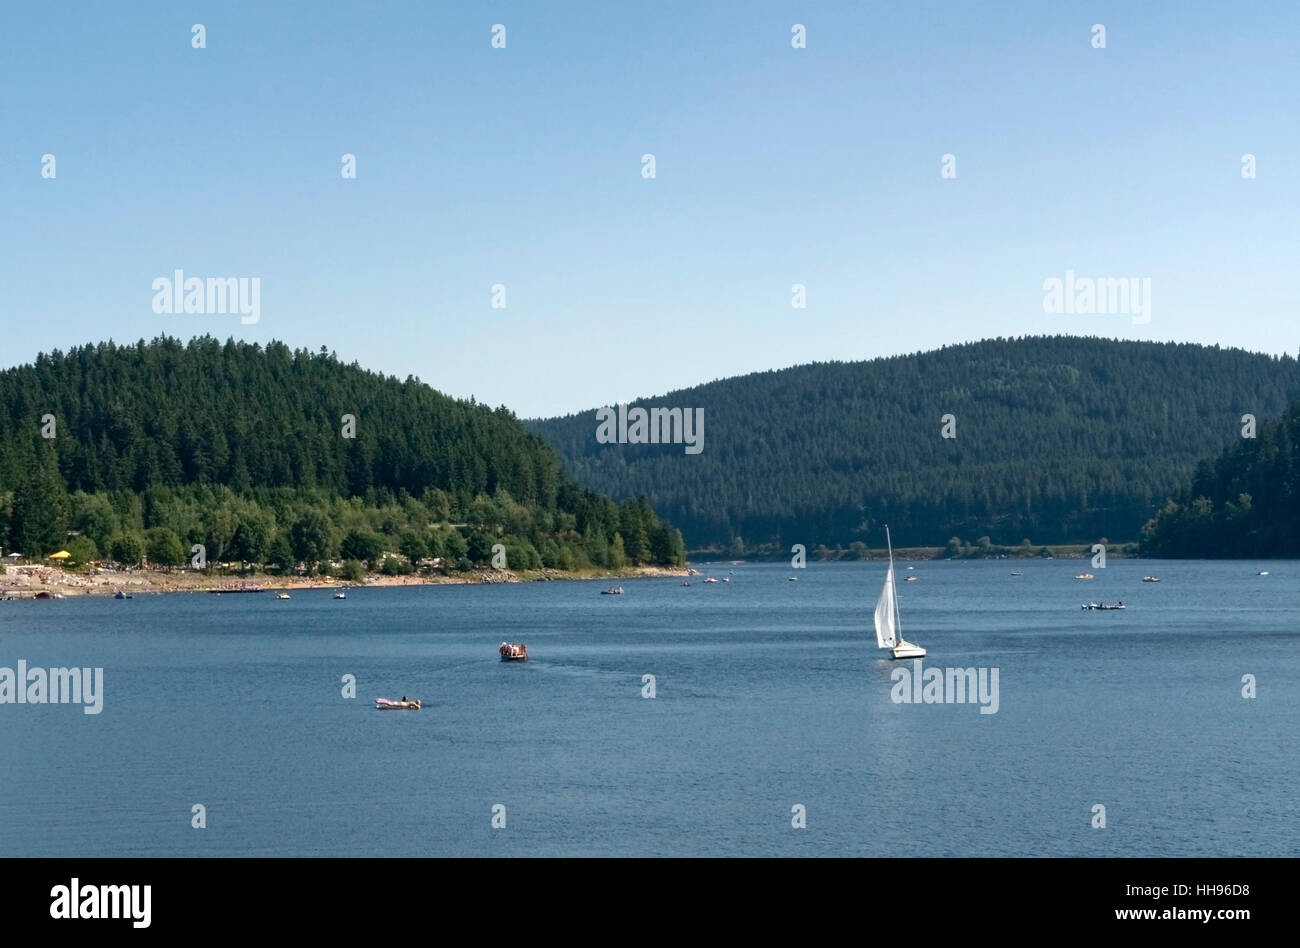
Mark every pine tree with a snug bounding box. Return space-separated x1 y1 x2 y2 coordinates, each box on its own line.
11 449 69 558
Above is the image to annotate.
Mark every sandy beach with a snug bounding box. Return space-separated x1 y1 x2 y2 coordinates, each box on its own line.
0 563 689 598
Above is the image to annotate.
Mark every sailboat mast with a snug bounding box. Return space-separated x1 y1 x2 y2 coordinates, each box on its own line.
886 526 902 639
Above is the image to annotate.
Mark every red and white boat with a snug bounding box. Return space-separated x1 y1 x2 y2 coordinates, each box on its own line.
499 642 527 662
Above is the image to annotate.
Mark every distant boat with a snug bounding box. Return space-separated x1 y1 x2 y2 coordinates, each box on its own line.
1258 570 1269 576
904 574 918 582
1075 573 1094 580
601 586 624 595
874 527 925 660
113 590 132 599
34 591 54 600
499 642 527 662
722 577 730 583
1142 576 1160 583
375 697 420 710
682 580 691 587
906 565 915 571
1010 570 1024 576
1082 602 1125 611
788 576 798 582
277 593 291 600
334 591 346 599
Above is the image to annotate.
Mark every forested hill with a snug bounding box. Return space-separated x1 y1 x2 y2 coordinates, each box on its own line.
528 337 1300 551
0 336 551 500
1140 398 1300 557
0 337 684 571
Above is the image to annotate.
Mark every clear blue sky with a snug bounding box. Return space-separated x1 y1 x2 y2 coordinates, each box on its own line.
3 1 1296 417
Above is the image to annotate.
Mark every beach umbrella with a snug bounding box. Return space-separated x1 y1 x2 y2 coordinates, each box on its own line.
49 551 71 560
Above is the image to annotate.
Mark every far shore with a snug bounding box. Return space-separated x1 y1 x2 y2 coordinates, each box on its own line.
0 563 689 598
688 543 1142 562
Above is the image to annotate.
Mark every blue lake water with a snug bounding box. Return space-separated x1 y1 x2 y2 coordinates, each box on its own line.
1 560 1296 856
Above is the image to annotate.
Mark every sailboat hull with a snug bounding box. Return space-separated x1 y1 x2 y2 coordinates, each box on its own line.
876 527 926 659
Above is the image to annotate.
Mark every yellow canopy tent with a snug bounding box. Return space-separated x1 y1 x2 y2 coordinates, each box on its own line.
48 551 71 560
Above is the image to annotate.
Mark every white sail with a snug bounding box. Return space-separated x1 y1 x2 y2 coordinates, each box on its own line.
874 565 898 649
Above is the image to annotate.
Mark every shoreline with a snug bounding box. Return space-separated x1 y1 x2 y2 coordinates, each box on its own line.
0 564 689 599
688 543 1140 562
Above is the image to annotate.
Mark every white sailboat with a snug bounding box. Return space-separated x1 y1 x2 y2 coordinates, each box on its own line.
874 527 926 660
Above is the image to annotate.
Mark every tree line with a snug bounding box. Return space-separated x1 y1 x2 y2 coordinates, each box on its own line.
1140 398 1300 556
528 336 1300 550
0 337 685 573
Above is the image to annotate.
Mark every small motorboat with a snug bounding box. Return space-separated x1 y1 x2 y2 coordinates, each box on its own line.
904 575 918 582
375 697 421 711
906 566 915 571
600 586 624 595
113 590 132 599
334 591 346 599
1010 570 1024 576
1075 573 1094 580
704 577 719 583
788 576 798 582
1142 576 1160 583
1082 602 1126 611
722 577 730 583
1258 570 1269 576
499 642 527 662
682 581 691 587
277 593 291 600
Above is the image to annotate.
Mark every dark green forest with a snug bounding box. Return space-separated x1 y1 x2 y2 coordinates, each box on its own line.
528 337 1300 551
0 337 685 572
1140 397 1300 557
